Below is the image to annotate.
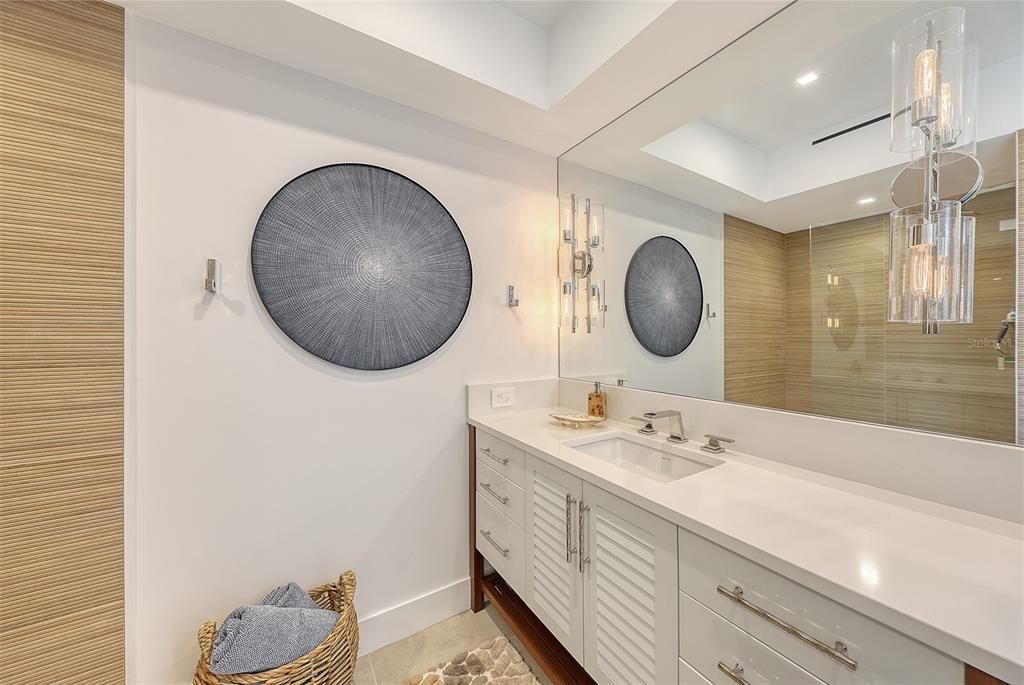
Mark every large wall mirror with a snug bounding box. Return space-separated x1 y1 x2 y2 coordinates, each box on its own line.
558 1 1023 445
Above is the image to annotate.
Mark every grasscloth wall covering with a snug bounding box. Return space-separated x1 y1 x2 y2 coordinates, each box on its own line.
723 215 786 409
0 2 125 683
1017 129 1023 445
725 186 1017 443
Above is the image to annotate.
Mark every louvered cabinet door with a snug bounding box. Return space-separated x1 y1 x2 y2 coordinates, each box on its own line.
581 482 678 685
523 455 585 661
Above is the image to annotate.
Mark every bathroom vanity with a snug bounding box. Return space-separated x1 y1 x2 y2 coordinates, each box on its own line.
466 405 1021 685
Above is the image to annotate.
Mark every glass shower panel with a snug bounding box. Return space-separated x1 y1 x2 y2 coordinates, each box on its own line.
883 187 1017 443
805 187 1016 442
807 216 888 425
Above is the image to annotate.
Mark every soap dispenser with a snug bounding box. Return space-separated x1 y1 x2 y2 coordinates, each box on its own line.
588 381 607 419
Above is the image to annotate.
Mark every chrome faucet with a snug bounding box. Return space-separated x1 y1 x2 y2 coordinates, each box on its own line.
632 410 686 443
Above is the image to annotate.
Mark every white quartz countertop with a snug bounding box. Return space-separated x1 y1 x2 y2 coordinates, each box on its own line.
468 407 1024 684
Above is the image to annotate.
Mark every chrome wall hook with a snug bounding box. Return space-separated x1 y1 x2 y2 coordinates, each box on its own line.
706 303 717 321
204 258 219 294
506 285 519 307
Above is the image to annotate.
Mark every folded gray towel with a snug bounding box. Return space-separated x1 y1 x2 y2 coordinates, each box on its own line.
261 582 320 610
211 604 338 675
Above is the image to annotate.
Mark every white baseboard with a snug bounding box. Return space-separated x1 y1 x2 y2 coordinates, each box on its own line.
357 577 470 656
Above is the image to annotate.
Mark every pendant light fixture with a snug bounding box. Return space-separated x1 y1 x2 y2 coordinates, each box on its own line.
888 7 980 334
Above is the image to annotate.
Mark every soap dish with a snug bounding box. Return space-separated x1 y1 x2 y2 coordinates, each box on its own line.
549 413 607 429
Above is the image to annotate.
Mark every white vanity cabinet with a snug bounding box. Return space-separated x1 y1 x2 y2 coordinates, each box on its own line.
522 451 679 683
472 427 995 685
677 527 964 685
581 479 678 685
523 454 585 660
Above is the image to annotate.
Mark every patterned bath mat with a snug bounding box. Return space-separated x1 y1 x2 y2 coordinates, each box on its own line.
403 635 539 685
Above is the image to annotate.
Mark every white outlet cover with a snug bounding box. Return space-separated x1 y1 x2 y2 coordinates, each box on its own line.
491 387 515 408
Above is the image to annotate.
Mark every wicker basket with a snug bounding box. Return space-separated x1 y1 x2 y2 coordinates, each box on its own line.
193 570 359 685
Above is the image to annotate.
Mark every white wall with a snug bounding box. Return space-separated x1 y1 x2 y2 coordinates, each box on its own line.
558 162 724 400
126 17 556 684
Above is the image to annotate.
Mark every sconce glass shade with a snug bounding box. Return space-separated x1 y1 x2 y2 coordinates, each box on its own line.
559 193 576 244
587 280 606 330
888 200 965 325
891 7 970 154
587 201 604 251
559 279 574 329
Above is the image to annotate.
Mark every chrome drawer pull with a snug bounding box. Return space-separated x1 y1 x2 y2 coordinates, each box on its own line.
717 662 750 685
565 493 578 563
480 529 509 557
480 481 509 504
481 447 509 465
717 585 858 671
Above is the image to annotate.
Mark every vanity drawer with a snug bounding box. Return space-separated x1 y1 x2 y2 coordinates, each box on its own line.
680 591 827 685
679 658 713 685
476 492 524 593
678 528 962 685
476 458 524 527
477 431 525 486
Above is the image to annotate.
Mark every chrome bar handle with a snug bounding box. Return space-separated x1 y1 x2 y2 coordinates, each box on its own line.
480 529 509 557
565 493 578 563
480 447 509 465
578 502 591 573
717 585 858 670
717 662 750 685
480 481 509 504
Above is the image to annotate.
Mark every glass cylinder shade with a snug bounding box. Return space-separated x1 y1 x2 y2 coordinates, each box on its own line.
888 200 964 324
559 193 576 245
891 7 968 154
957 215 975 324
559 278 574 329
587 200 604 251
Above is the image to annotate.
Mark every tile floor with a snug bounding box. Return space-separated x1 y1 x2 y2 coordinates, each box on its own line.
354 605 553 685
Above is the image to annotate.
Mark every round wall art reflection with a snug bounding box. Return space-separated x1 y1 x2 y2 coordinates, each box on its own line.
624 235 703 357
251 164 472 370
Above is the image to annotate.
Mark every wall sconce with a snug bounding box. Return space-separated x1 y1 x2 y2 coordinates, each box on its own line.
559 193 604 333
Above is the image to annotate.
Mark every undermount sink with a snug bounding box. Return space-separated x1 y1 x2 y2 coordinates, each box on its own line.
564 431 720 482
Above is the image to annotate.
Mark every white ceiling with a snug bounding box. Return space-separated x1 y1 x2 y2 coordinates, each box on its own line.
563 0 1024 232
119 0 786 156
497 0 574 28
704 0 1024 153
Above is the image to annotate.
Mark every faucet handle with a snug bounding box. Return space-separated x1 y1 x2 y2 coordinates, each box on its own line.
702 434 734 454
629 416 657 435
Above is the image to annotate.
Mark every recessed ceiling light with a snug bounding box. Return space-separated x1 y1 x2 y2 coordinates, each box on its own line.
858 197 877 205
796 71 819 86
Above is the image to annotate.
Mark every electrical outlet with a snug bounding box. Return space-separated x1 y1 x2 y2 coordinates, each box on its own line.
491 387 515 408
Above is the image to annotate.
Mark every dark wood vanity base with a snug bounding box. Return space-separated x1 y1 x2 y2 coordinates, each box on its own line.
479 573 596 685
966 665 1010 685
